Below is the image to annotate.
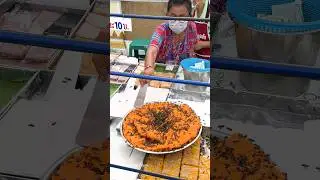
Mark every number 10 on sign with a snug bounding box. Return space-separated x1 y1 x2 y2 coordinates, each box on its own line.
110 17 132 32
115 22 127 30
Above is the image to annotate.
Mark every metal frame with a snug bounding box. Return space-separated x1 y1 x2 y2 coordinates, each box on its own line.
0 30 107 55
110 164 181 180
110 13 210 22
0 9 319 180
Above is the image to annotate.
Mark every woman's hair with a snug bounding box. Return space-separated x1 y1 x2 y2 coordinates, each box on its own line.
167 0 192 16
210 0 226 14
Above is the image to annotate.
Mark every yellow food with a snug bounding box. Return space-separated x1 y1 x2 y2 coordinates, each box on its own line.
182 139 200 166
140 138 209 180
136 72 175 89
199 156 210 169
160 81 172 89
142 154 164 177
140 176 157 180
122 102 201 152
49 139 109 180
198 156 210 175
162 152 182 177
198 173 210 180
213 133 287 179
149 80 161 88
180 165 198 180
154 72 175 79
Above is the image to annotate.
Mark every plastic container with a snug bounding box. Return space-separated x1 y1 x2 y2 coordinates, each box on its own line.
228 0 320 97
180 58 210 92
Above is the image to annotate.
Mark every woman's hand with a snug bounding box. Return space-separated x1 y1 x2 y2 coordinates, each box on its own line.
139 46 157 86
140 67 154 86
195 40 210 51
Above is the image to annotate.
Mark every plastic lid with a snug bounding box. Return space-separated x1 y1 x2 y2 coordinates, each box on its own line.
180 58 210 72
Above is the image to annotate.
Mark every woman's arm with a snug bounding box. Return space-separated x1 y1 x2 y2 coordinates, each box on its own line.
140 45 158 86
92 29 108 81
139 25 165 86
144 46 158 69
195 40 210 51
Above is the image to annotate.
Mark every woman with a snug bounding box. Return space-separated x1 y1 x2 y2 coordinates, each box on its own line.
192 0 210 60
140 0 199 86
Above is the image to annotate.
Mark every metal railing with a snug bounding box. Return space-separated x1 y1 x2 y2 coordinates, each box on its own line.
0 30 108 55
0 11 320 180
110 13 210 22
1 30 319 82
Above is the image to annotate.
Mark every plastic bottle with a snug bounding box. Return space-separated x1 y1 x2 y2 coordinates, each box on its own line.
166 52 175 71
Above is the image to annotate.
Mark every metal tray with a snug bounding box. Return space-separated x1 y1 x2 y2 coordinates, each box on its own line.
154 63 179 74
136 61 179 75
211 128 231 139
41 146 83 180
0 69 93 118
0 66 37 118
0 0 15 15
110 83 121 97
167 89 208 103
170 66 210 101
53 13 85 29
0 0 94 69
110 63 138 85
44 24 72 37
119 101 203 155
0 69 95 179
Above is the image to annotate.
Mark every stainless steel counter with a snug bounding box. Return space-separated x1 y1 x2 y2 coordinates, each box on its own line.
0 51 100 179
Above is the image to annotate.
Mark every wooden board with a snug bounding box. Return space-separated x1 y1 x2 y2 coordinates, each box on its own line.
117 1 167 40
111 39 127 49
79 53 98 76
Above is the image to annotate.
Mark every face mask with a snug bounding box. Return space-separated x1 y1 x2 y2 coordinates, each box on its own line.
169 20 188 34
192 2 198 10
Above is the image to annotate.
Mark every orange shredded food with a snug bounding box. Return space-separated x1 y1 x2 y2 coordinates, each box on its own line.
122 102 201 152
50 139 109 180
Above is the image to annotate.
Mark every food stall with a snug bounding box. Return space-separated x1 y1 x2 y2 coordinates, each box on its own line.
109 58 210 180
109 2 211 178
0 0 108 179
108 0 320 180
111 2 291 179
210 0 320 179
1 0 320 180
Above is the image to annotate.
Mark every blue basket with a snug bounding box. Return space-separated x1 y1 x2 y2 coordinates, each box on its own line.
180 58 210 73
227 0 320 34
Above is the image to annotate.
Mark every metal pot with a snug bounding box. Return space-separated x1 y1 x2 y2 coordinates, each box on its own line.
235 24 320 97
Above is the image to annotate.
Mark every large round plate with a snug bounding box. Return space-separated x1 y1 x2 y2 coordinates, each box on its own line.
120 101 203 154
42 146 83 180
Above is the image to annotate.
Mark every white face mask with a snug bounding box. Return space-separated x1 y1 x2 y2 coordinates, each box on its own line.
169 20 188 34
192 1 198 10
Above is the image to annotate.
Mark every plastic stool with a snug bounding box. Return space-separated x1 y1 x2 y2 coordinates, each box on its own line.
128 39 150 59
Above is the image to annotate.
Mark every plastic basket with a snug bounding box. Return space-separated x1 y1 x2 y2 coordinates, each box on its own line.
227 0 320 34
180 58 210 73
